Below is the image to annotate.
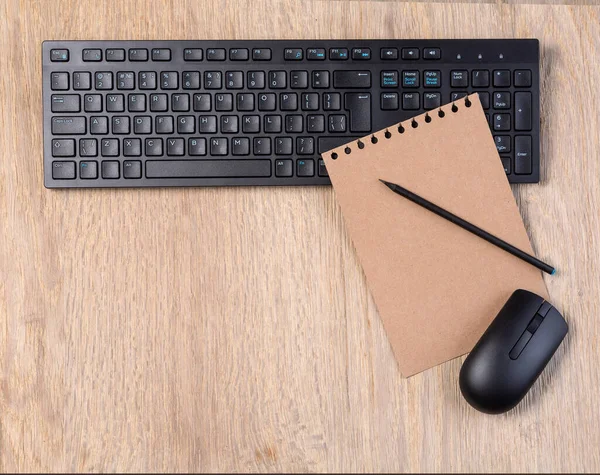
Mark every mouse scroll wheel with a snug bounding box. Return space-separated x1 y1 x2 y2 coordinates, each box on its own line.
526 314 544 334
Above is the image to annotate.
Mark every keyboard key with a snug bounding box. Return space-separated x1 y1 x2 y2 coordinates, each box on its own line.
247 71 265 89
493 92 511 109
285 115 303 133
51 49 69 62
160 71 178 89
307 115 325 133
73 72 91 90
101 161 120 179
312 71 329 88
381 92 399 110
101 138 119 156
134 116 152 134
237 93 254 111
297 159 314 177
333 71 371 88
328 114 347 132
123 160 142 178
204 71 222 89
79 138 97 156
514 70 532 87
477 91 490 110
259 93 277 111
167 138 185 156
177 115 195 134
451 70 468 87
184 48 203 61
494 135 511 153
112 116 130 134
301 93 319 111
290 71 308 89
451 92 468 102
501 157 511 175
106 94 124 112
401 48 419 60
226 71 243 89
424 70 441 88
182 71 200 90
318 159 328 177
493 113 511 131
264 115 281 133
472 70 490 87
145 160 271 178
345 93 371 132
253 137 271 155
275 137 293 155
229 48 249 61
117 71 135 89
80 161 98 179
307 48 326 60
423 48 441 59
193 93 211 111
83 49 102 61
269 71 286 89
297 137 314 154
189 138 206 155
206 48 226 61
318 136 360 154
94 71 112 90
90 116 108 134
152 48 171 61
51 94 80 112
129 49 148 61
284 48 303 60
52 139 75 157
150 94 168 112
221 115 238 133
423 92 441 110
329 48 349 60
51 72 69 90
515 136 532 174
51 116 86 134
323 93 341 111
85 95 102 112
215 93 233 111
123 138 142 156
198 115 216 133
402 71 419 88
243 115 260 133
210 137 228 155
515 92 532 130
252 48 272 61
402 92 419 110
276 159 293 177
52 161 76 179
494 70 511 87
145 138 163 156
231 137 249 155
352 48 371 60
381 71 399 88
381 48 398 60
172 93 190 111
106 48 125 61
139 71 157 89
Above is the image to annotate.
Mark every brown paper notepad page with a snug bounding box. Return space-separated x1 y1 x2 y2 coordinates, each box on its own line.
323 94 548 377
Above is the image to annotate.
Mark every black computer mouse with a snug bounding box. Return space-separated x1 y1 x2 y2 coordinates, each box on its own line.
459 289 568 414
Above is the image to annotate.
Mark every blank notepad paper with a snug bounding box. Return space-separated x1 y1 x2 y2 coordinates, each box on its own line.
323 94 548 376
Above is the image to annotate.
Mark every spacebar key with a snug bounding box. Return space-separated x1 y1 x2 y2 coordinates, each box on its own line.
146 160 271 178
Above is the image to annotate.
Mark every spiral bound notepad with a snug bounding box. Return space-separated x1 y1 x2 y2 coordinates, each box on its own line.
323 94 548 377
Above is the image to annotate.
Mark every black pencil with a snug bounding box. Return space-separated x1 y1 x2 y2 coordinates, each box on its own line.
379 179 556 275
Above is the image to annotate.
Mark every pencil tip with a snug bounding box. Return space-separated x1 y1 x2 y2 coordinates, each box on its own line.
379 179 395 189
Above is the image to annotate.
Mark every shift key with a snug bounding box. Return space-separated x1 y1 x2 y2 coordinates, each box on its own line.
51 116 86 135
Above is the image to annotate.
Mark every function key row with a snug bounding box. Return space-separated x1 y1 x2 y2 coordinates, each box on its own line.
51 46 444 63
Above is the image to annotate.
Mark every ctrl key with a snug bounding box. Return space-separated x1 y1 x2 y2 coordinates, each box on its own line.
52 161 76 179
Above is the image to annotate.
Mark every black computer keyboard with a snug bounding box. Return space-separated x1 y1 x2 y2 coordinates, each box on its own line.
43 40 540 188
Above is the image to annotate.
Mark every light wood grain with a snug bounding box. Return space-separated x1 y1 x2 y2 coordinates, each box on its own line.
1 0 599 472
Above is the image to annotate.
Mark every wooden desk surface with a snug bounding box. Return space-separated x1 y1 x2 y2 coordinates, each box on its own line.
1 0 599 472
